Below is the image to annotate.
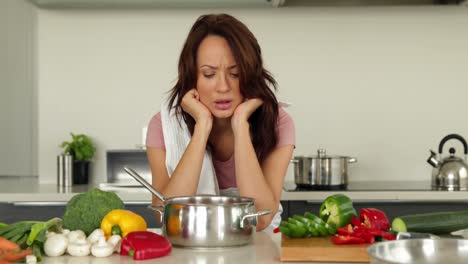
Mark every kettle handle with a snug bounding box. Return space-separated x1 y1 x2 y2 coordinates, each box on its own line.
438 134 468 155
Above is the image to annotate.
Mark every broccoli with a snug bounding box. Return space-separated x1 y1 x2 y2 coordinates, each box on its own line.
63 188 124 236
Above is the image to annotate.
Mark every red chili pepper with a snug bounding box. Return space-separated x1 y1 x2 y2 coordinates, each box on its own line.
331 235 366 245
120 231 172 260
359 208 390 230
273 227 280 233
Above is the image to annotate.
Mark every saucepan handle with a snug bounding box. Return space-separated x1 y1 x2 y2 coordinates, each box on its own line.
240 210 272 229
147 204 165 224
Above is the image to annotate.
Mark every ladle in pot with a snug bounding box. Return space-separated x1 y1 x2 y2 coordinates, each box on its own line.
124 166 165 202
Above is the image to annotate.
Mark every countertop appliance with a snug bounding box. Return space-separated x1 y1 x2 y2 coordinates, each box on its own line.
427 133 468 190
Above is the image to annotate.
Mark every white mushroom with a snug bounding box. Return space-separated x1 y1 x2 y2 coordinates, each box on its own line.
46 231 57 239
107 235 122 253
67 230 86 242
44 234 68 257
91 237 114 258
67 238 91 257
61 229 71 236
87 229 105 245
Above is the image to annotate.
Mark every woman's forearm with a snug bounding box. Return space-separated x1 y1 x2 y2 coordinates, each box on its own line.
161 123 211 197
234 122 278 231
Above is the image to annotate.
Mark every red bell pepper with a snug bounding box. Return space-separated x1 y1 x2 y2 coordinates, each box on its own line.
365 227 396 241
120 231 172 260
337 224 354 236
352 225 395 242
333 226 392 245
331 235 366 245
331 208 395 245
335 225 369 244
350 216 362 227
351 226 379 243
359 208 390 230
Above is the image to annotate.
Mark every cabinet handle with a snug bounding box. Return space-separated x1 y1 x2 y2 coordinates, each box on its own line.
305 200 321 204
123 201 151 205
13 201 67 206
12 201 151 206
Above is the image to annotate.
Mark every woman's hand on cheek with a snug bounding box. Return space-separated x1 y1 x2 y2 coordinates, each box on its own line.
181 89 213 131
231 98 263 133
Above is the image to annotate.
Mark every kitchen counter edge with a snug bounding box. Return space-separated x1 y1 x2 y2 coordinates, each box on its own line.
1 177 468 203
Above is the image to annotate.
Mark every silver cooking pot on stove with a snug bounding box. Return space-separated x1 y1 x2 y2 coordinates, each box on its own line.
292 149 357 189
124 167 271 248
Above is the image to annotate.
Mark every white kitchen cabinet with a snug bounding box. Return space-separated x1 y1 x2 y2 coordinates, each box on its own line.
27 0 463 8
0 0 36 177
28 0 284 8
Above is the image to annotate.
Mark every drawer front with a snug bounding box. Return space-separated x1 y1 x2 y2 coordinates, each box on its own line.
0 202 160 227
284 201 468 220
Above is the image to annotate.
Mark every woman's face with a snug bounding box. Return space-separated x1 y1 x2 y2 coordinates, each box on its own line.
196 35 243 120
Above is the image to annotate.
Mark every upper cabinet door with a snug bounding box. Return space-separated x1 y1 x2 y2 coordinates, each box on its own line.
28 0 465 8
28 0 285 8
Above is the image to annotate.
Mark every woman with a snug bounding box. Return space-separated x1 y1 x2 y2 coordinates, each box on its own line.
146 13 295 232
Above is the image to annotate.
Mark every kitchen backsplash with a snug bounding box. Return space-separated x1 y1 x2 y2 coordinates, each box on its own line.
2 1 468 184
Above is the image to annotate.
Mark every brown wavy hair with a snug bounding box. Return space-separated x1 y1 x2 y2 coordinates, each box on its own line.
167 13 279 163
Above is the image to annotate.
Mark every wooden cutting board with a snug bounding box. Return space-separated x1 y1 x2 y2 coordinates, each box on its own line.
281 236 370 262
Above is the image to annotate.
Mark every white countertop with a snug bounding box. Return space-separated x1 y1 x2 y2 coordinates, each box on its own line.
39 229 363 264
2 176 468 203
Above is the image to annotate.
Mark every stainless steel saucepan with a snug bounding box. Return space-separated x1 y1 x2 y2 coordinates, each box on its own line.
292 149 357 189
124 166 271 248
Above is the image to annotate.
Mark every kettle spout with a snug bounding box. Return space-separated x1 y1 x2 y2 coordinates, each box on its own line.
427 150 440 168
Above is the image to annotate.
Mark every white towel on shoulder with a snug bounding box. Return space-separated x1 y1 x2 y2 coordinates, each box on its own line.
160 102 219 195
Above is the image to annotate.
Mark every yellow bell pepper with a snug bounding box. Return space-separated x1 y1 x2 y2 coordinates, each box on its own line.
101 209 147 238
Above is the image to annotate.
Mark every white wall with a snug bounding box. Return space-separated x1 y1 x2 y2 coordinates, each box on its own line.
0 0 36 177
36 6 468 184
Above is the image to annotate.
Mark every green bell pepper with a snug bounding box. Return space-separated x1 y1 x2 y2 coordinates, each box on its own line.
292 215 319 237
319 194 357 229
279 219 308 238
297 214 325 236
279 225 291 237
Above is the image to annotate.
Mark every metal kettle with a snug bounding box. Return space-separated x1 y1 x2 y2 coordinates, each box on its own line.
427 134 468 190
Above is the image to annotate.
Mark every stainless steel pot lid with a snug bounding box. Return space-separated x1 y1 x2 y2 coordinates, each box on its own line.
367 239 468 264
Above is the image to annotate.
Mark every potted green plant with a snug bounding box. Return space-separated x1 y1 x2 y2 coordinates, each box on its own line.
60 133 96 184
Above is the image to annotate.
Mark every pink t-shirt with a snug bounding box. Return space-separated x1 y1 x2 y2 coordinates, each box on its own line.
146 107 295 189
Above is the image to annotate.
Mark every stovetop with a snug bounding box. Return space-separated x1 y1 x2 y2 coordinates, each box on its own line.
283 181 437 192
